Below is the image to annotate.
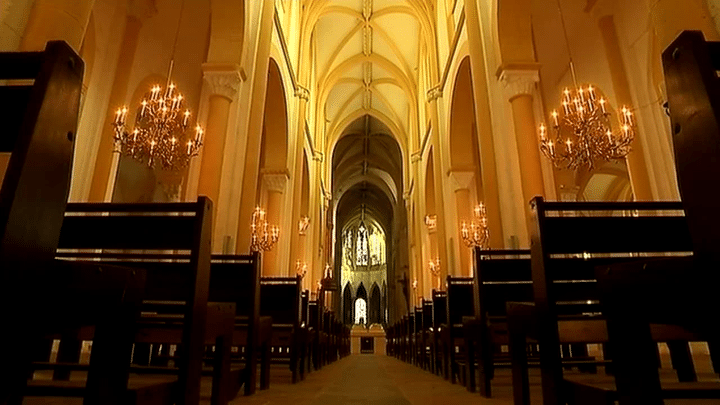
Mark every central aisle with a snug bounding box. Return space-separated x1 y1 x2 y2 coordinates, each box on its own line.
230 355 519 405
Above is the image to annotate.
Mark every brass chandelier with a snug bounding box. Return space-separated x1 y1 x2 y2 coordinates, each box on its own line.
111 0 203 171
112 75 203 170
250 206 279 252
461 203 489 249
538 0 635 170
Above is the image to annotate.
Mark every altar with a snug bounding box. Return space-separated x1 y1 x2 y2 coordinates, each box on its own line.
350 324 386 355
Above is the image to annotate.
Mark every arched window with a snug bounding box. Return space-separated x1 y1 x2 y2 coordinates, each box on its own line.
342 227 354 268
369 225 385 265
356 222 368 266
354 298 367 324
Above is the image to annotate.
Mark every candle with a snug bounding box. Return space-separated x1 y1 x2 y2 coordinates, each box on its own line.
562 101 570 115
114 108 122 124
563 88 571 103
548 140 555 155
187 140 192 155
606 129 613 143
551 110 559 127
578 88 585 103
566 139 572 153
599 98 607 114
140 100 147 117
539 124 547 141
588 85 596 101
183 110 190 126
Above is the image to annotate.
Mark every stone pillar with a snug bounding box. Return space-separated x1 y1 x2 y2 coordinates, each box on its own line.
196 64 241 241
235 0 276 253
20 0 95 51
262 171 288 277
597 15 653 201
449 171 475 277
87 1 156 202
500 69 545 228
464 0 504 248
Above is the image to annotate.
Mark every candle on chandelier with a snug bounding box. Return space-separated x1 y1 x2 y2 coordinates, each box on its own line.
183 110 190 126
566 139 572 153
114 108 122 124
563 88 571 103
195 125 204 143
599 98 607 114
187 140 192 155
562 101 570 115
548 140 555 156
539 123 547 141
140 100 147 117
606 129 613 143
551 110 559 127
588 85 596 101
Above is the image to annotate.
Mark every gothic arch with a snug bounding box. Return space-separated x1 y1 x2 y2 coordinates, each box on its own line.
370 282 381 324
343 282 353 324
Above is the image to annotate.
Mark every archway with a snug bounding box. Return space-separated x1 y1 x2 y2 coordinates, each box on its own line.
448 57 483 276
257 59 289 276
424 149 439 295
343 282 353 324
355 283 368 325
370 283 381 324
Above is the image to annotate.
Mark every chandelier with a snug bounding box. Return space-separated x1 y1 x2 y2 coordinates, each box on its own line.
537 0 635 171
111 0 202 171
112 78 203 170
250 206 279 252
461 202 489 249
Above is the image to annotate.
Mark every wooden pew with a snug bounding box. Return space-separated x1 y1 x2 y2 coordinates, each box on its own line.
209 254 272 395
580 30 720 405
463 249 532 396
260 276 307 383
0 41 147 405
507 197 711 405
419 299 434 371
431 289 447 376
53 198 236 405
440 276 474 385
308 298 326 369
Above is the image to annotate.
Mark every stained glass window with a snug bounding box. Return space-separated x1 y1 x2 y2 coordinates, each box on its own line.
356 222 368 266
369 226 385 265
343 227 353 268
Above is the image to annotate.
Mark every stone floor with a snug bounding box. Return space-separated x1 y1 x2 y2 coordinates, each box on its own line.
23 350 720 404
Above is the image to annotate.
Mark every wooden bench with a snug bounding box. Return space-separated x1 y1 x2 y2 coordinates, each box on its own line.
260 276 307 383
579 29 720 405
431 289 447 376
52 198 236 405
440 276 474 385
507 197 711 405
209 254 273 395
0 41 147 405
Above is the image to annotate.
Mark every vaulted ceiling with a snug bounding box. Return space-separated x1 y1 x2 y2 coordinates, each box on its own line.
309 0 428 148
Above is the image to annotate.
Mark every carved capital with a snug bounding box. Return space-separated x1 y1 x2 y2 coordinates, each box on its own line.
127 0 158 21
411 152 422 163
426 85 443 102
312 150 324 162
261 169 290 193
499 69 539 101
202 64 241 100
295 85 310 100
448 171 475 192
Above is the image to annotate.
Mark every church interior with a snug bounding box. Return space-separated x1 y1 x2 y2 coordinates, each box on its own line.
2 0 720 403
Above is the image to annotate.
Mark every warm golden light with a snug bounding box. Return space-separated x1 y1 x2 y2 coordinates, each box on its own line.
250 206 279 252
538 84 635 170
112 79 203 170
461 202 489 249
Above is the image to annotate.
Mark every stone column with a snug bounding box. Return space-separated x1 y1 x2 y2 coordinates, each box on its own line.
500 69 546 228
597 15 653 201
87 1 156 202
196 64 241 239
262 171 288 277
464 0 504 248
235 0 276 253
20 0 95 51
449 171 475 277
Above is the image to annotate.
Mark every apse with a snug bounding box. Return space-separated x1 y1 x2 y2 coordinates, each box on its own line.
331 115 407 325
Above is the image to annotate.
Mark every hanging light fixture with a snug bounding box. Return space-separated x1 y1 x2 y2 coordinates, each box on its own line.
250 206 279 252
537 0 635 170
461 202 489 249
112 0 203 170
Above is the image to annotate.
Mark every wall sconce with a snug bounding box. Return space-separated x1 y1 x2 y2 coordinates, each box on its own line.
298 216 310 235
295 260 308 278
424 214 437 232
324 263 332 279
429 258 441 289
